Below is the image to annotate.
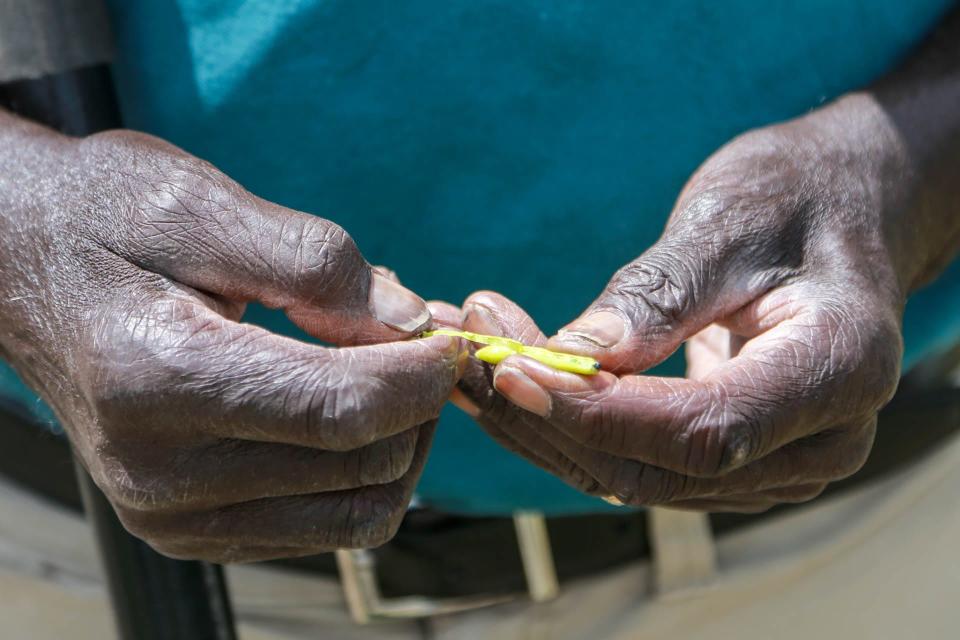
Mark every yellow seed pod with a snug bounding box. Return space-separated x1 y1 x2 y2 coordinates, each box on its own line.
422 329 601 375
423 329 524 351
474 344 516 365
519 346 601 376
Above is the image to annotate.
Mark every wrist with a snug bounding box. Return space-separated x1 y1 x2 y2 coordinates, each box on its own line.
797 92 959 297
0 110 75 366
0 109 74 242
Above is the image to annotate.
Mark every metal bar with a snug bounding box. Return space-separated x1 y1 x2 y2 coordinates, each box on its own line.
75 466 237 640
335 548 515 623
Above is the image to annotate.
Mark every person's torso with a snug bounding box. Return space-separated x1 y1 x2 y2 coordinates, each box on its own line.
3 0 957 514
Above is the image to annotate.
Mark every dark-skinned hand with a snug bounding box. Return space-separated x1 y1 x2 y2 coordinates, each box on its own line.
0 114 466 562
447 86 960 512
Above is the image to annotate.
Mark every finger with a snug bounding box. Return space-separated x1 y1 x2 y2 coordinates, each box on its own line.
90 291 465 452
459 297 869 503
426 300 464 328
459 346 607 494
103 428 425 513
516 421 872 506
463 291 548 347
459 292 551 419
474 407 608 496
107 145 430 343
457 359 567 473
496 309 882 476
664 483 827 513
685 324 747 380
455 292 608 494
547 225 794 374
118 424 435 560
155 542 316 564
475 413 592 489
655 500 773 514
457 293 569 460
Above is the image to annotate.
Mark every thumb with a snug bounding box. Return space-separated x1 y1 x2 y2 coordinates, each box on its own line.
126 188 429 345
548 236 763 373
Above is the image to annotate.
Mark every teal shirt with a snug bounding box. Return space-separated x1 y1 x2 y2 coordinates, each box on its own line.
3 0 958 514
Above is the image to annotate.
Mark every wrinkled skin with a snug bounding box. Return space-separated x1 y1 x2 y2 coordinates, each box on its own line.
0 118 466 562
2 12 960 565
449 85 960 512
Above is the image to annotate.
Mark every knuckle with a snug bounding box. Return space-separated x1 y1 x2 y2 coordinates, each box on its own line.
296 376 381 451
607 257 692 330
712 413 759 476
129 171 238 258
683 392 758 478
99 462 179 513
296 352 445 451
609 461 678 506
142 167 218 219
80 299 218 426
812 306 903 416
293 218 367 297
337 494 406 550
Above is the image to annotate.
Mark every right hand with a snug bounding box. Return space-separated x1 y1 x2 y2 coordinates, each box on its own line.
0 119 465 562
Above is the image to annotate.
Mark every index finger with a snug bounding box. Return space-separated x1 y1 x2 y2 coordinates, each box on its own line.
493 310 866 478
92 291 466 452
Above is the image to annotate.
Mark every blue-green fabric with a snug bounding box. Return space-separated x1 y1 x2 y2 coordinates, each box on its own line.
2 0 958 514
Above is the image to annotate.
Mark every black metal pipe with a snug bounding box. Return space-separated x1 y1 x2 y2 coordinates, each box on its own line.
75 464 237 640
1 64 237 640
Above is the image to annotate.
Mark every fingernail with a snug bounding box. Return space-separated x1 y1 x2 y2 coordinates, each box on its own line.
464 303 501 336
602 495 625 507
556 311 626 348
370 273 431 332
426 300 462 329
428 334 460 355
493 366 552 417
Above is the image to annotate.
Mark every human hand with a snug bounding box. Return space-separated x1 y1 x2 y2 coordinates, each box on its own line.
453 101 936 511
0 115 465 561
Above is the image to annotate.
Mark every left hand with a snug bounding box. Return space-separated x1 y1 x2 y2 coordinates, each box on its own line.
450 99 928 512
